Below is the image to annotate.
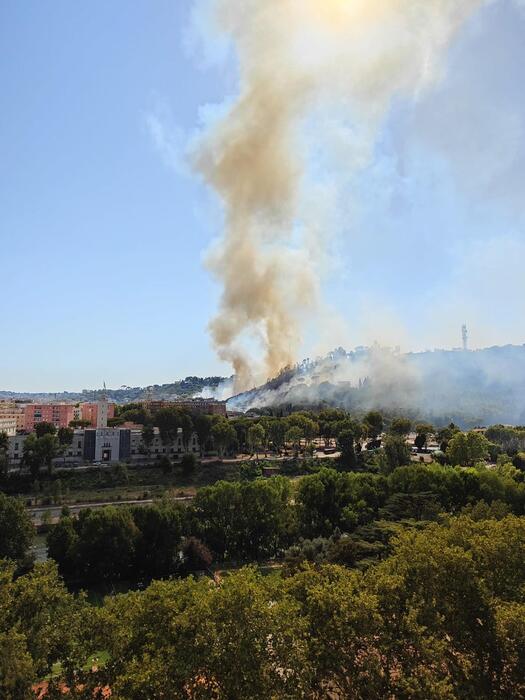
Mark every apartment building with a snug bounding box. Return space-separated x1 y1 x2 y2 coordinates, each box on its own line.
0 401 25 433
23 404 76 432
0 416 18 437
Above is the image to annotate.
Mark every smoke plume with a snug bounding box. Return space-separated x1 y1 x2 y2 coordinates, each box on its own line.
194 0 490 392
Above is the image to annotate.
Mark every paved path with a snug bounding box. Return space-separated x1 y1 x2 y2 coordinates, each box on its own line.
28 495 193 525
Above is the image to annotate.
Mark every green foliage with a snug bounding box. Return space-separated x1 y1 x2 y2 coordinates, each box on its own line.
57 426 74 446
239 461 263 481
141 424 154 451
363 410 384 439
64 515 525 698
74 507 139 582
193 413 213 453
296 468 388 537
447 430 490 467
22 432 59 477
210 418 237 456
381 434 411 474
336 428 357 471
0 493 34 563
181 453 197 477
247 422 266 455
34 422 56 438
485 424 525 454
191 477 294 560
0 560 85 691
389 417 412 436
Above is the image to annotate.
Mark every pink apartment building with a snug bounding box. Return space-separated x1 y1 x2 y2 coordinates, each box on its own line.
23 404 76 432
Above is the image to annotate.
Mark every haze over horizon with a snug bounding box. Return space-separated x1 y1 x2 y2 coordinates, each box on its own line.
2 0 524 392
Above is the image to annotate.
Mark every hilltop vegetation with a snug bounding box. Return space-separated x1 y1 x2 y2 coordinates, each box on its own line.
0 375 230 404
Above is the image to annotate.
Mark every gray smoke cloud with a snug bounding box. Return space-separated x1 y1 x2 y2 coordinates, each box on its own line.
192 0 498 392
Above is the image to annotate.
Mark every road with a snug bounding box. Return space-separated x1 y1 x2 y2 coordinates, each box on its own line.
28 495 193 526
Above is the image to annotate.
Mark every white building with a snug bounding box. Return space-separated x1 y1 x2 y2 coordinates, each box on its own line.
6 426 200 469
0 416 17 437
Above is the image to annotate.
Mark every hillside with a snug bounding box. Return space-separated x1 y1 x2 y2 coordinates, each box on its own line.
0 376 230 404
228 344 525 427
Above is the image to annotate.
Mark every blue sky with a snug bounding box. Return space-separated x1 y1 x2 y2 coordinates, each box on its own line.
1 0 524 391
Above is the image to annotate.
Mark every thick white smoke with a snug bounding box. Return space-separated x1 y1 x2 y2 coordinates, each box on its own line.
193 0 500 392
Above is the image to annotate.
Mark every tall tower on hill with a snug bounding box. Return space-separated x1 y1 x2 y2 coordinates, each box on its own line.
462 324 468 351
97 382 108 428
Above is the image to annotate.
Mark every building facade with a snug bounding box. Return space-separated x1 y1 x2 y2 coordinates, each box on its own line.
0 416 18 437
79 401 115 427
145 398 227 417
0 401 25 433
23 404 76 432
6 427 200 468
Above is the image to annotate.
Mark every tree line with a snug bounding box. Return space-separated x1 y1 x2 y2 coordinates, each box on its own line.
1 512 525 698
41 458 525 585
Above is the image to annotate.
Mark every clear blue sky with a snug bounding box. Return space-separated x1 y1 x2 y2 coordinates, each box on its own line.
1 0 524 391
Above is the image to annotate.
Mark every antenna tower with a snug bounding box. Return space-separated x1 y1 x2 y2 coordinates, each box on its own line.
462 324 468 351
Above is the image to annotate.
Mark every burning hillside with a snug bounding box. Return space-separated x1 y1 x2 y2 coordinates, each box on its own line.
227 344 525 427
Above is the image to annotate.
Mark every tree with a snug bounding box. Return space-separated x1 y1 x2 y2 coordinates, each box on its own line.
141 424 154 457
319 409 347 448
75 507 139 582
0 560 85 692
414 422 434 450
68 419 91 429
130 503 185 579
337 429 357 471
180 412 194 451
180 536 213 575
0 431 8 476
57 426 74 466
211 419 237 457
447 431 490 467
155 407 181 444
22 433 59 477
230 418 251 453
46 516 79 579
181 453 197 477
437 422 460 452
191 478 293 561
285 426 303 456
0 431 8 453
389 417 412 437
247 423 266 458
34 422 56 438
0 493 34 563
364 411 384 440
93 568 308 698
382 434 411 474
267 419 286 453
57 426 74 447
193 414 213 456
286 413 319 445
